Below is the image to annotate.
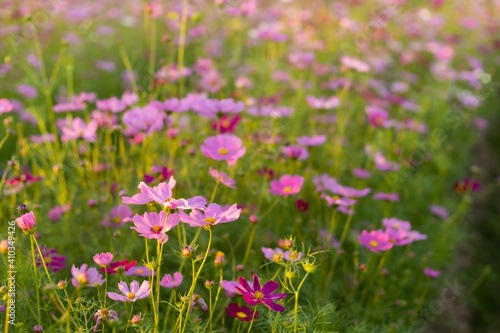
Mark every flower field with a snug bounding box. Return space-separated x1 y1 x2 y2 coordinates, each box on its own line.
1 0 499 332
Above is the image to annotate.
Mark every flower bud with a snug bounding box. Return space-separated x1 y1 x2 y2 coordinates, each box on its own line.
15 211 37 234
131 314 142 325
57 281 67 289
181 245 194 258
32 325 43 332
204 280 214 289
249 215 258 224
214 251 225 267
17 204 30 215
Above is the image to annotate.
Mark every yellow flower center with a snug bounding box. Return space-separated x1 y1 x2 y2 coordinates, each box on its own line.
203 217 216 224
152 225 162 233
77 273 87 284
137 269 144 274
284 186 292 193
273 253 282 261
101 309 109 317
222 119 230 127
369 241 378 247
236 312 247 319
375 117 383 125
393 223 399 229
219 148 228 155
254 291 264 300
333 196 339 201
114 216 122 223
127 293 135 300
45 257 52 263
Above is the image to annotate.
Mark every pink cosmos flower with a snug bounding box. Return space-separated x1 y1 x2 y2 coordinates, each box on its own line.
424 268 440 278
102 205 134 228
269 175 304 196
48 204 70 222
341 56 370 72
93 252 114 267
121 92 138 106
382 218 411 231
30 133 56 144
15 211 37 234
93 309 118 332
358 230 393 253
108 280 151 302
122 105 165 137
122 179 206 210
192 98 244 118
209 167 237 189
366 106 389 127
296 135 327 147
160 272 183 288
96 97 126 113
352 167 371 179
71 264 106 288
0 99 13 115
61 118 98 142
221 280 239 298
282 145 309 160
320 193 357 207
430 204 449 220
17 84 38 99
200 134 246 166
179 203 241 228
124 266 155 277
306 96 339 110
331 185 371 198
130 211 180 243
53 101 86 113
164 98 190 113
373 192 400 202
235 275 287 312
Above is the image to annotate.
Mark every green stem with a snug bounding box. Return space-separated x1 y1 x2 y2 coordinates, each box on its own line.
247 306 258 333
30 236 41 324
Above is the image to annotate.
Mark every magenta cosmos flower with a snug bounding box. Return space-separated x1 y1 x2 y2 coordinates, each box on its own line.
282 145 309 160
122 179 206 210
108 280 151 302
225 303 259 322
269 175 304 196
61 118 98 142
179 203 241 229
130 211 180 243
101 259 137 274
424 267 440 278
15 211 37 234
160 272 183 288
358 230 393 253
366 106 388 127
36 246 66 272
235 275 287 312
71 264 105 288
93 252 113 267
209 167 236 189
200 134 246 166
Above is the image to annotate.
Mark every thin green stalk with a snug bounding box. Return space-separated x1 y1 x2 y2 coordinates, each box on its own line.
182 229 212 333
30 236 41 324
